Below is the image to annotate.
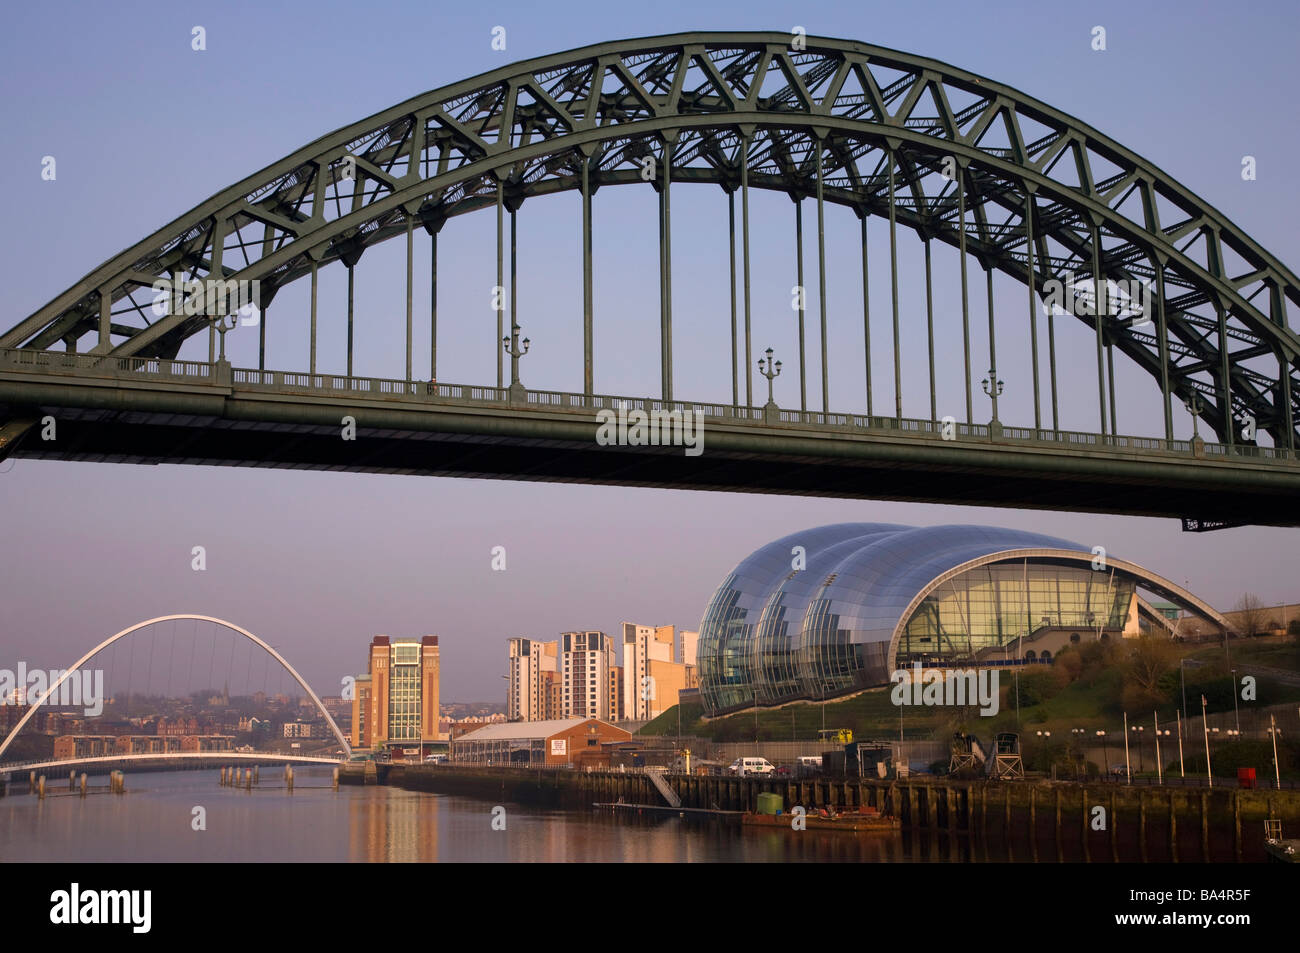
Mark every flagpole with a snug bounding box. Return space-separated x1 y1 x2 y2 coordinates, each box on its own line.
1201 694 1213 788
1154 711 1163 785
1177 710 1184 777
1123 711 1131 783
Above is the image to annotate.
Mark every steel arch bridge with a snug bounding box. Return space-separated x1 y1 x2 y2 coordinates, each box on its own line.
0 614 351 765
2 32 1299 525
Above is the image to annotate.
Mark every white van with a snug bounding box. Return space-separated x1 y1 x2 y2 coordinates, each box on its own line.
728 757 776 776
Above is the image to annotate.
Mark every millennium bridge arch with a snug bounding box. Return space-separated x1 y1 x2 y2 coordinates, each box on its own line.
0 614 352 763
3 33 1300 524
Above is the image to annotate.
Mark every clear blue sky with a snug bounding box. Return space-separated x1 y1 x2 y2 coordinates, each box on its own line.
2 0 1298 701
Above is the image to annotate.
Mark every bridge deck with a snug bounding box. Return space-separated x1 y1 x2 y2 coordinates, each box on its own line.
2 349 1298 525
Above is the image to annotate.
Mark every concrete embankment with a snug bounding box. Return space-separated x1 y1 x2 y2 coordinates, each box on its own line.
392 764 1300 862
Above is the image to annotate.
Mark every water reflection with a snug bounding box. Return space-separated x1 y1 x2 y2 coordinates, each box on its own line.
0 769 1247 862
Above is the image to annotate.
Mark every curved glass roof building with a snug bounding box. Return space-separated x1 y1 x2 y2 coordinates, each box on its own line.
697 524 1229 716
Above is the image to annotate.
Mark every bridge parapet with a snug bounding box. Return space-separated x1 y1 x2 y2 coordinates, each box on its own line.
4 346 1294 465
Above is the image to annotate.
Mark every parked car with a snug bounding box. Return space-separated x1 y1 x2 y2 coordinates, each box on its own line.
1110 764 1128 777
728 757 776 776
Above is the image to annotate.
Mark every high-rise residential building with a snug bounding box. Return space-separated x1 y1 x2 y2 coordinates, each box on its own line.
623 622 701 721
561 631 614 720
543 670 562 721
608 665 624 722
507 638 558 721
350 635 441 759
679 630 700 666
621 623 673 720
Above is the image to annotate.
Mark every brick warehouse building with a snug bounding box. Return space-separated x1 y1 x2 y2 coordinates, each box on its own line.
450 717 631 767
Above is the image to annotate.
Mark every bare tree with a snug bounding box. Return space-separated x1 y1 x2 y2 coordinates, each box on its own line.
1233 593 1267 638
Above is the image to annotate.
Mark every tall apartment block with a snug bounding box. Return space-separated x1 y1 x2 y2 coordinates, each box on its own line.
561 631 615 720
507 638 558 721
351 635 441 758
622 623 698 721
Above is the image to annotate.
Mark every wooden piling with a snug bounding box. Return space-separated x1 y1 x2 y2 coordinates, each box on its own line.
1054 788 1063 860
1170 792 1178 863
1138 790 1148 863
1200 791 1209 862
1081 789 1090 862
1110 790 1118 862
1233 791 1241 863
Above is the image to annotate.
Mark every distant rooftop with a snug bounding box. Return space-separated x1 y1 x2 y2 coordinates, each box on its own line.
452 717 604 742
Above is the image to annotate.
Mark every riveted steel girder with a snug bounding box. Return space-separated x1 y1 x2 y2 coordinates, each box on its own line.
5 32 1298 445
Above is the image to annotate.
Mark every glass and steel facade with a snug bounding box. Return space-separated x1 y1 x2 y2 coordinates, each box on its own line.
697 523 1198 716
387 642 422 742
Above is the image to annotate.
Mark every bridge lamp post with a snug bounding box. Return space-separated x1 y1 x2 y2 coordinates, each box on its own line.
758 348 782 424
502 323 530 402
1096 729 1109 778
210 314 237 382
981 370 1003 436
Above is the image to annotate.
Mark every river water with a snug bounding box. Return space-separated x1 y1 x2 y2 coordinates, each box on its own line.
0 767 961 862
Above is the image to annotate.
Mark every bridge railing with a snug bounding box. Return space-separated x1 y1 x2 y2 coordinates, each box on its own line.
3 347 1294 463
0 347 212 381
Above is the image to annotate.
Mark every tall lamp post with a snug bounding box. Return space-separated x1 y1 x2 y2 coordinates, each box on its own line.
981 369 1004 436
759 348 782 424
1097 729 1109 780
502 322 530 401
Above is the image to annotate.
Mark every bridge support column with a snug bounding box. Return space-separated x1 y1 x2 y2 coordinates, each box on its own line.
1048 309 1059 431
888 147 901 422
1090 218 1108 435
860 211 872 417
1107 337 1118 435
659 137 674 403
1026 187 1041 431
582 152 594 399
1215 299 1234 447
925 237 935 422
816 142 829 414
346 264 354 378
958 164 972 424
406 216 413 383
741 132 753 407
1154 256 1172 443
729 190 738 407
431 227 439 384
309 260 318 376
795 196 806 412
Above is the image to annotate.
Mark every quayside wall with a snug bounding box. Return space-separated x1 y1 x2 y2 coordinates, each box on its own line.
390 764 1300 862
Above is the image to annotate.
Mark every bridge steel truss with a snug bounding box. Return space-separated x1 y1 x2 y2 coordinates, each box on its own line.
2 32 1300 523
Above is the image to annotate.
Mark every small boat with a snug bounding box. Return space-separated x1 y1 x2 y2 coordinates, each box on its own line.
742 806 900 833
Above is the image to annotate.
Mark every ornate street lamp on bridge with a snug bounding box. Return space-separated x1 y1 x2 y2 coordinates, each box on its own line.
503 322 530 402
759 347 782 424
982 369 1004 436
